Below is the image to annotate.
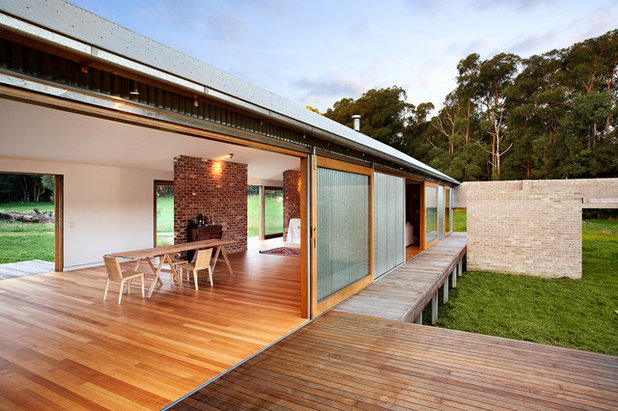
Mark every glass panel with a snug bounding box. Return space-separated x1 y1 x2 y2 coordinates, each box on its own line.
374 172 405 277
438 186 444 240
155 184 174 245
317 167 369 302
425 185 438 244
264 187 283 237
247 185 260 237
445 188 451 234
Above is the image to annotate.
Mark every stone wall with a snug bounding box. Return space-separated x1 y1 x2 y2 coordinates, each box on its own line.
283 170 301 241
454 178 618 279
174 155 247 253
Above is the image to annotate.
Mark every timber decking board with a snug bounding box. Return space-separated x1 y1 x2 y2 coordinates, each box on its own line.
0 250 306 410
173 311 618 410
0 259 55 280
334 232 467 322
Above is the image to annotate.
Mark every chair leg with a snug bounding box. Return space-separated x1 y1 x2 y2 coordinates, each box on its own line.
140 274 145 298
118 279 125 304
208 267 214 286
193 269 199 290
127 279 131 295
103 278 110 301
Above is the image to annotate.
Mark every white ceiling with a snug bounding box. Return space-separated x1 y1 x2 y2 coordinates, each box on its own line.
0 98 300 181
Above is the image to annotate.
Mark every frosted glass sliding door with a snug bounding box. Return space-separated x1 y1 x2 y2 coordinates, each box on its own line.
374 172 405 277
317 167 370 302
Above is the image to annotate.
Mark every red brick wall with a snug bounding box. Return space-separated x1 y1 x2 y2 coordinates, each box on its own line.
283 170 301 241
174 155 247 253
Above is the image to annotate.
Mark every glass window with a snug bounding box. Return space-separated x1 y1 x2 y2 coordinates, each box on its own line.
264 187 283 237
425 185 438 245
317 167 369 302
155 183 174 245
247 185 260 238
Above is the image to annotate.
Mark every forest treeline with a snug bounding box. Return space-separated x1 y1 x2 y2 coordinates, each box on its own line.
319 30 617 181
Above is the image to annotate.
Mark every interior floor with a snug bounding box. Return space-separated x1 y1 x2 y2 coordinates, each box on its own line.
406 245 422 261
0 249 305 409
248 236 300 251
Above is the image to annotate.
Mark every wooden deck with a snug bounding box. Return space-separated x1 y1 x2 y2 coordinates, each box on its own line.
0 259 55 280
0 250 306 409
336 232 466 323
172 311 618 410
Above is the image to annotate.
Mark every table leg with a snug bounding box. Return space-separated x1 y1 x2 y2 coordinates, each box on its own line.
211 246 221 271
219 246 234 276
163 253 183 288
146 258 164 298
145 257 163 286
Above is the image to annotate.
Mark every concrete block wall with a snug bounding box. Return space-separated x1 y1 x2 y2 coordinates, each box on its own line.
283 170 301 241
174 155 248 253
455 178 618 279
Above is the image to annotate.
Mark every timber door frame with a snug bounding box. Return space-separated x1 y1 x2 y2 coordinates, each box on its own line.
309 156 374 317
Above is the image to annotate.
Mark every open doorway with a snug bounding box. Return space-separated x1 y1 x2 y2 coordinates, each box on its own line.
154 180 174 246
405 180 422 260
0 172 63 278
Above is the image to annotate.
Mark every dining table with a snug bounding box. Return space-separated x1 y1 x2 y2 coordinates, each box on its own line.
105 239 237 298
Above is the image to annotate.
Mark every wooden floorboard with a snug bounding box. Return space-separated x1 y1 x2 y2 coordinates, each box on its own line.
0 250 306 410
335 232 467 322
174 311 618 410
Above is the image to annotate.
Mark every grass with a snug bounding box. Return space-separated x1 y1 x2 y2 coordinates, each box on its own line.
452 208 466 232
156 196 174 234
0 233 54 263
0 201 54 214
0 202 55 263
429 217 618 355
247 194 283 237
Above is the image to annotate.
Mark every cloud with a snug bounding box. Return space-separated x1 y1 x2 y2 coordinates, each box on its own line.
506 28 561 56
472 0 557 12
292 73 367 99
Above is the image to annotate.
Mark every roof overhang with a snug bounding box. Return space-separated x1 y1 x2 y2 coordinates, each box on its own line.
0 0 459 185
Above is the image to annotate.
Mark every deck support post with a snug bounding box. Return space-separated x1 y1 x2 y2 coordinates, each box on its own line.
458 260 463 277
414 313 422 325
443 280 449 303
431 293 438 325
451 269 457 288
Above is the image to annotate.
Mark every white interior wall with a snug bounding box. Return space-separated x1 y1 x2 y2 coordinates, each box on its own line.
0 157 172 270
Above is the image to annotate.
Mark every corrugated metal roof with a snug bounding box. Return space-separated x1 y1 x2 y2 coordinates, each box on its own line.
0 0 458 184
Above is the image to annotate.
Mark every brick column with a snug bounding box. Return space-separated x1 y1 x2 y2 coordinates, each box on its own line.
174 155 247 253
282 170 301 241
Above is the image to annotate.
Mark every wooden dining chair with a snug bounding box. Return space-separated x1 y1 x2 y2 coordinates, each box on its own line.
178 248 213 290
103 256 145 304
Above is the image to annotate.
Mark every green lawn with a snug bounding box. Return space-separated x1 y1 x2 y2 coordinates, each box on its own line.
0 201 54 214
0 202 56 263
429 217 618 355
247 194 283 237
156 196 174 245
453 208 466 232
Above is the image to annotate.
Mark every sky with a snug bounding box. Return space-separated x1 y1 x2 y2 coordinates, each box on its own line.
69 0 617 113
